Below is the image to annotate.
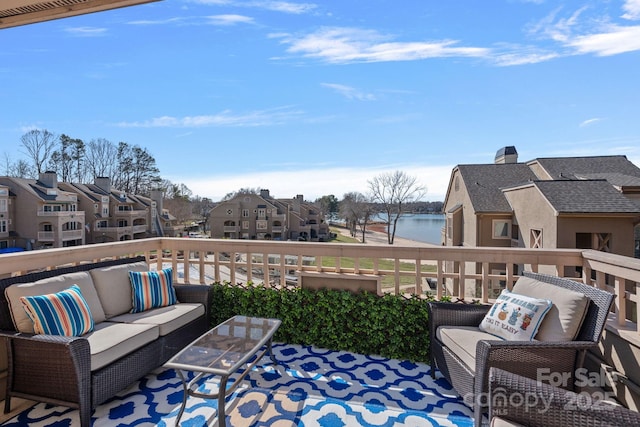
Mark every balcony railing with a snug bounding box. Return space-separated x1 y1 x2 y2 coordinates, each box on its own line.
2 238 639 340
61 229 83 240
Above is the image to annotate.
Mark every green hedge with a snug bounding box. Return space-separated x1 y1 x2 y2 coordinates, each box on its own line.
210 282 430 362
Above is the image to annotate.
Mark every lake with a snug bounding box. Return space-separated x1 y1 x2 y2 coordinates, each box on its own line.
373 213 445 245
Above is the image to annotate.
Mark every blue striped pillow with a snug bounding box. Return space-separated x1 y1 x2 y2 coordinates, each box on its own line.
19 285 94 336
129 268 177 313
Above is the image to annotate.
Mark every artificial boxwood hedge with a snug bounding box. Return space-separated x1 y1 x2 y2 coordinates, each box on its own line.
209 282 430 363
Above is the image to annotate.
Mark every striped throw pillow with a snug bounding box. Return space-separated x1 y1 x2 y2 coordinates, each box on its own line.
19 284 94 336
129 268 178 313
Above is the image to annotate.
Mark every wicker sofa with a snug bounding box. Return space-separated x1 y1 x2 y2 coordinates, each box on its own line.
428 271 615 426
488 367 640 426
0 256 212 427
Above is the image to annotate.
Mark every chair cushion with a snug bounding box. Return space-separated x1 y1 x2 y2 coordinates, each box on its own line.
86 321 159 371
19 284 94 336
479 289 552 341
5 271 105 333
90 260 148 318
108 303 204 336
128 268 178 313
436 326 499 372
512 276 589 341
490 417 525 427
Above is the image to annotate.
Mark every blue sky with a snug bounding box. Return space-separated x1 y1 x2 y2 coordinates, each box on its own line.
2 0 640 202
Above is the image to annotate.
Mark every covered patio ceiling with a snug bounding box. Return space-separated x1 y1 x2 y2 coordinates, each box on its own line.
0 0 160 29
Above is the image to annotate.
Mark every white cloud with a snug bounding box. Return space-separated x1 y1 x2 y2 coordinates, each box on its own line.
492 49 559 66
622 0 640 20
64 26 108 37
127 17 186 25
321 83 376 101
579 118 603 127
567 24 640 55
275 27 490 64
192 0 316 14
179 164 452 202
117 107 303 128
207 14 255 25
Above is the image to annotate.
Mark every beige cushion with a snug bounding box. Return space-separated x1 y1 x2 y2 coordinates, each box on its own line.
108 303 204 336
89 261 148 318
490 417 525 427
513 276 589 341
5 271 106 333
86 321 159 371
436 326 500 373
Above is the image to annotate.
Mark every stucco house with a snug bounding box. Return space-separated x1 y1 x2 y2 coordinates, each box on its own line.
209 190 329 241
0 172 85 249
443 147 640 297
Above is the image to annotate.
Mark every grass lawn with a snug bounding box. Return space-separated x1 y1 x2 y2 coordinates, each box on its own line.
325 226 436 289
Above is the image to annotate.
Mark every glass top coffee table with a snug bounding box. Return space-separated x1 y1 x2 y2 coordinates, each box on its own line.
165 315 281 426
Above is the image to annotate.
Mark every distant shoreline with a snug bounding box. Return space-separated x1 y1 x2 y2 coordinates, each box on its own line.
333 224 439 247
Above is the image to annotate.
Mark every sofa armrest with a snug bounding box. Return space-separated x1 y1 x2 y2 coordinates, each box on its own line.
174 284 212 322
489 367 640 426
475 340 597 397
1 331 91 406
428 302 491 338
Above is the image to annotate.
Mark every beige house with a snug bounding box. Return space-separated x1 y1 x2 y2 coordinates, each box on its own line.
209 190 329 241
0 173 181 248
443 147 640 297
59 178 149 243
0 184 15 252
0 172 85 249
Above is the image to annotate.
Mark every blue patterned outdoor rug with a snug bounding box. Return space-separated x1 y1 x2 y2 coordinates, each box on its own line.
1 344 474 426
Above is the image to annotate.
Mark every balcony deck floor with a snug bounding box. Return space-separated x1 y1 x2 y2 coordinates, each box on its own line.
1 343 475 426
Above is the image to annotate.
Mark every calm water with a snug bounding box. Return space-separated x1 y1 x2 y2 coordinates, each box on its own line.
374 213 445 245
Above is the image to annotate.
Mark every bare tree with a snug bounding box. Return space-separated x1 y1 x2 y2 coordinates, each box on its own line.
86 138 118 181
191 196 215 234
340 192 375 242
221 187 261 201
20 129 57 175
1 152 33 178
368 170 427 244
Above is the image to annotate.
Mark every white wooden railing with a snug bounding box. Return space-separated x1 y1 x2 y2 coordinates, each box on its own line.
2 238 639 337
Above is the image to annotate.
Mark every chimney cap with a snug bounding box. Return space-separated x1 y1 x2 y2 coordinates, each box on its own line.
495 146 518 164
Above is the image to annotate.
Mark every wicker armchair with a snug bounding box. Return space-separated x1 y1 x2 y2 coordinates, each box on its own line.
428 271 615 426
488 367 640 426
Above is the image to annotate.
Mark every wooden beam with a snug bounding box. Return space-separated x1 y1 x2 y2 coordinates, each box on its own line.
0 0 160 29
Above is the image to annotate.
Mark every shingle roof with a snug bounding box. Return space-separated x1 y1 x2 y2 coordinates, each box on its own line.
575 172 640 187
533 155 640 181
457 163 538 213
531 180 640 213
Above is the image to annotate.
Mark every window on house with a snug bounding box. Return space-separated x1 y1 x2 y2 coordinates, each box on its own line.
530 229 543 248
43 224 53 231
257 208 266 218
0 220 7 233
242 209 249 218
242 221 249 229
492 219 511 239
0 199 7 212
257 220 267 230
